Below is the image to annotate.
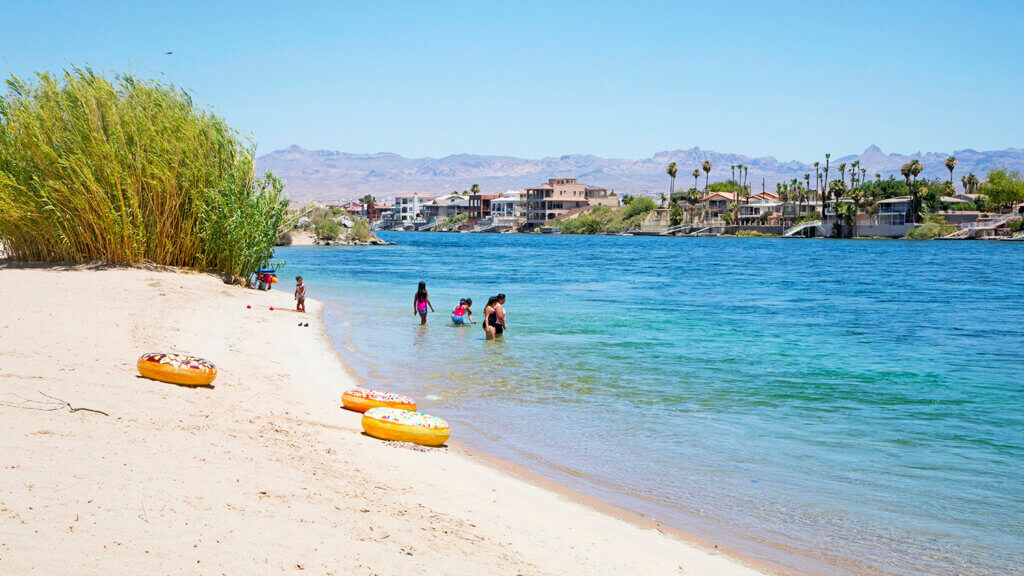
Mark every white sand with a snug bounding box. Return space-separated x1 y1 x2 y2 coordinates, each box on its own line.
0 266 770 575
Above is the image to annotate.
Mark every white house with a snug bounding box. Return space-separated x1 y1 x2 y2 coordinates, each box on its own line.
394 193 435 222
490 191 522 219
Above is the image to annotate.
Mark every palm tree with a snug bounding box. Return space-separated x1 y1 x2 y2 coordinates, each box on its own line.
822 154 831 219
666 162 678 203
743 165 749 189
945 156 958 184
851 160 860 187
702 160 713 190
803 173 811 215
731 165 736 182
470 184 481 195
659 192 668 206
875 173 881 182
813 161 821 202
838 163 847 188
964 172 979 194
902 159 924 223
834 201 858 237
360 194 377 205
860 167 867 186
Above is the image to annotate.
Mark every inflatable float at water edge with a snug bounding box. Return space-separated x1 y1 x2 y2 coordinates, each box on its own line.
137 353 217 386
362 407 450 447
342 388 417 413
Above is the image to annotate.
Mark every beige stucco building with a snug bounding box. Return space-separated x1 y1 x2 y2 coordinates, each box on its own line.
523 178 617 230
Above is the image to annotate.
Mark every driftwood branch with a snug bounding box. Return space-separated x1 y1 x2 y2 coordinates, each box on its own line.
0 391 109 416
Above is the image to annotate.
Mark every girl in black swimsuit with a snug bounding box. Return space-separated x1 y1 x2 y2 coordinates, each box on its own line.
483 296 500 340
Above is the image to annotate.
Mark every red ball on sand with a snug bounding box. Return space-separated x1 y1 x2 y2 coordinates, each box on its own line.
246 305 251 309
269 307 274 310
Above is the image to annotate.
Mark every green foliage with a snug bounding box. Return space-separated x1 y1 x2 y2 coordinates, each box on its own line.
314 218 340 240
1008 218 1023 233
348 218 372 242
669 203 683 226
947 203 978 212
559 202 656 234
735 230 779 238
620 194 634 205
440 213 468 229
707 180 742 193
623 196 656 219
906 214 954 239
905 222 948 240
0 67 287 279
980 167 1024 208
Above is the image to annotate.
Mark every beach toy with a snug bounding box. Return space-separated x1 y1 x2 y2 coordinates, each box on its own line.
342 388 417 413
269 306 274 310
361 407 449 447
247 305 252 309
137 353 217 386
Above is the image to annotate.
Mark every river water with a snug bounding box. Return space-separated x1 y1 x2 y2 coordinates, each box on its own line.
275 233 1023 575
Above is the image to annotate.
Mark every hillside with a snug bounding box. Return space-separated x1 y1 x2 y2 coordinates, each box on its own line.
255 145 1024 202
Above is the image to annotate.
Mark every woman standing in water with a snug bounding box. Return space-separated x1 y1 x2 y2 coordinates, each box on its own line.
413 281 434 325
494 293 507 336
482 296 499 340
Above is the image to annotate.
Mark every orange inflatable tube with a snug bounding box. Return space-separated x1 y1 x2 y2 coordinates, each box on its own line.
342 388 417 413
137 353 217 386
361 407 450 447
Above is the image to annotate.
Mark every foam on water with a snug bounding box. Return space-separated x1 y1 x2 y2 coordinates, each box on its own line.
277 233 1024 576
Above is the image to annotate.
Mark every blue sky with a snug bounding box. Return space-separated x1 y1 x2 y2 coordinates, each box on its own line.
2 1 1022 160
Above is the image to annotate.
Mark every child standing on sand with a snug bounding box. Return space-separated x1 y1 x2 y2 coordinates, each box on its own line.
295 276 306 312
414 281 434 325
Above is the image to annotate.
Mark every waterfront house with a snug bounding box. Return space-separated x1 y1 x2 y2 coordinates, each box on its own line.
468 193 501 221
823 196 913 237
424 194 470 221
394 193 434 222
738 192 783 224
523 178 617 231
702 192 737 221
490 191 521 219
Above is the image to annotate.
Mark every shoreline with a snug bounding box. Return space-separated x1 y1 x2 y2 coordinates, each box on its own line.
0 264 773 575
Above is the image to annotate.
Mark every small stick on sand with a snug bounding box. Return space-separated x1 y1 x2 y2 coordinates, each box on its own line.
0 391 109 417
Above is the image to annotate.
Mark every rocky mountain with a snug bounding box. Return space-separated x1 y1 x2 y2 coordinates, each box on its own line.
255 144 1024 202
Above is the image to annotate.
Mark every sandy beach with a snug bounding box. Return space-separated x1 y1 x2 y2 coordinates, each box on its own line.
0 265 769 576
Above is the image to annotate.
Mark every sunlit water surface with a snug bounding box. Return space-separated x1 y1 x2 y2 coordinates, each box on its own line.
276 233 1023 576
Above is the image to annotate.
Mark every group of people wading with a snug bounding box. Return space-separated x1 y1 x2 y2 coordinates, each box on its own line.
414 281 507 340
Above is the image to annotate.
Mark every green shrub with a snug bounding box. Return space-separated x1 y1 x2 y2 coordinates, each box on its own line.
314 218 340 240
1009 217 1023 233
348 218 372 241
948 203 977 211
623 197 656 219
906 222 955 239
0 67 287 279
735 230 779 238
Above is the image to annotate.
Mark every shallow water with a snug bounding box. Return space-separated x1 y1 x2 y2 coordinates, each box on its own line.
276 234 1023 576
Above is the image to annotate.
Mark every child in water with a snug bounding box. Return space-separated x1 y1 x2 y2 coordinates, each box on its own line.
451 298 475 325
294 276 306 312
414 281 434 325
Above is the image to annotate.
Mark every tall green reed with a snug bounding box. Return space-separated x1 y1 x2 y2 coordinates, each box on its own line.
0 67 288 280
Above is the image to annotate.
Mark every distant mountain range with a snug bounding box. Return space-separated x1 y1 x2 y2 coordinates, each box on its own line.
255 144 1024 202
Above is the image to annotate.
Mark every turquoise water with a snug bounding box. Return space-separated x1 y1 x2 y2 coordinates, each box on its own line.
276 234 1023 576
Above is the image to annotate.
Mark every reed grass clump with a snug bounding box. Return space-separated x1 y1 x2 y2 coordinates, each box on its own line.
0 67 288 280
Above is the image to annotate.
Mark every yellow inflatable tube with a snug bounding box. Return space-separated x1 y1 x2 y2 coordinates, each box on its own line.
137 353 217 386
362 407 450 447
342 388 417 413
